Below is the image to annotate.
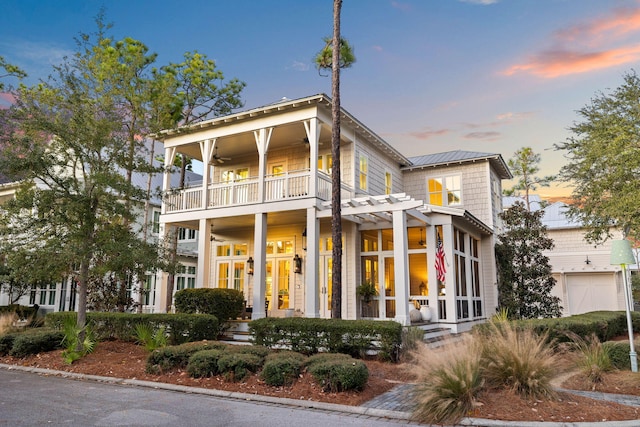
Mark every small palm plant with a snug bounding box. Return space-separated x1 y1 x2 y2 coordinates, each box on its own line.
134 323 167 352
61 316 96 364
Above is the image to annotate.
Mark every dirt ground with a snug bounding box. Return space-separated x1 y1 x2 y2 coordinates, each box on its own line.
2 340 640 423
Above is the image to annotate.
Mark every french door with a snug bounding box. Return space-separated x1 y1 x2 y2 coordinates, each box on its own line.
265 257 291 315
318 255 332 318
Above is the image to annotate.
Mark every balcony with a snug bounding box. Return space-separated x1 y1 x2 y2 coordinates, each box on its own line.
164 169 352 214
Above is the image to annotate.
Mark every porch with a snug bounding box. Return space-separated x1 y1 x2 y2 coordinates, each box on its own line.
164 169 354 214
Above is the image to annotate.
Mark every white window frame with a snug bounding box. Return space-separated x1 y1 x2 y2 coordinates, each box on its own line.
359 154 369 191
427 175 462 207
384 170 393 195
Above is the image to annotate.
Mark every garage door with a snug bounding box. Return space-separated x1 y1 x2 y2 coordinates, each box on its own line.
566 273 618 315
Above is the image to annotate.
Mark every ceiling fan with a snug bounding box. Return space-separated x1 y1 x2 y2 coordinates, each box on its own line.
212 148 231 164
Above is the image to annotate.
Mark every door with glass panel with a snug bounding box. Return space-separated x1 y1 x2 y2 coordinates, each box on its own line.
319 255 332 318
265 258 291 316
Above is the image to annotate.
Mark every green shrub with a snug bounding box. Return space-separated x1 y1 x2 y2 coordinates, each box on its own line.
604 341 634 370
60 316 96 364
217 352 263 382
146 341 229 374
9 329 64 358
0 332 18 356
260 352 307 386
480 320 556 398
46 312 218 345
174 288 244 324
249 317 402 361
0 304 39 321
305 352 353 367
187 349 226 378
307 356 369 392
232 345 270 363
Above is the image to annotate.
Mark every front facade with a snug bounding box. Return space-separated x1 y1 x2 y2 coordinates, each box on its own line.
156 94 511 332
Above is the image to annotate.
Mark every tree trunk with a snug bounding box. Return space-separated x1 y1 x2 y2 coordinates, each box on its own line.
76 258 89 352
330 0 343 319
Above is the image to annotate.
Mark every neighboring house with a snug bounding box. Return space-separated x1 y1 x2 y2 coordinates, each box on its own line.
155 94 512 332
0 141 202 314
503 196 634 316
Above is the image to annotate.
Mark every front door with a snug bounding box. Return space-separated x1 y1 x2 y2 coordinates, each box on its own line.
319 255 333 318
265 257 291 316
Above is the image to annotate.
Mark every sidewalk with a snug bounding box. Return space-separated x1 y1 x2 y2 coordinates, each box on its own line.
3 362 640 427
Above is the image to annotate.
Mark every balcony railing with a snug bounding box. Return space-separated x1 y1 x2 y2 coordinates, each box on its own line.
164 169 354 213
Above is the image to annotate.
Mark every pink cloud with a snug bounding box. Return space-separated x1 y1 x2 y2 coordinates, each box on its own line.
372 45 384 52
408 128 450 140
503 45 640 78
504 5 640 78
464 131 501 141
391 1 411 12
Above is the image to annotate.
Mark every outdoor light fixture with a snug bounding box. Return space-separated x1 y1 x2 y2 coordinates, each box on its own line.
610 239 637 372
247 257 254 275
585 256 591 265
294 254 302 274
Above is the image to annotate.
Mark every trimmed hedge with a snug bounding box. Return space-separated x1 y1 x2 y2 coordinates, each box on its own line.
249 317 402 361
604 341 637 370
475 311 633 344
45 312 218 345
187 349 226 378
260 351 307 386
147 341 228 374
217 352 262 381
0 304 39 321
306 353 369 392
7 328 64 358
174 288 244 324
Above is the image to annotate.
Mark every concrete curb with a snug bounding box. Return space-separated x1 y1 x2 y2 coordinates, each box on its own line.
2 363 639 427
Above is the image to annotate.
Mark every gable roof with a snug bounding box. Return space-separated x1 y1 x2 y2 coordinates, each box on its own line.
541 201 581 229
403 150 512 179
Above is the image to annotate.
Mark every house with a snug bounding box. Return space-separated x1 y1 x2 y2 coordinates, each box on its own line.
155 94 512 332
503 196 635 316
0 142 202 314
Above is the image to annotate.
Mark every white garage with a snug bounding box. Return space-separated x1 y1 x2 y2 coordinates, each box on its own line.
565 273 620 315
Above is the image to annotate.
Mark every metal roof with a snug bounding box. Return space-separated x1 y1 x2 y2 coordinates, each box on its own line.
403 150 512 179
541 201 581 229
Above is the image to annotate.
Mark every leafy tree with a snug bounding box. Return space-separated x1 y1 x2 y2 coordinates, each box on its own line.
314 0 355 319
556 70 640 243
504 147 555 211
0 56 26 91
159 51 245 311
495 202 562 319
0 20 169 348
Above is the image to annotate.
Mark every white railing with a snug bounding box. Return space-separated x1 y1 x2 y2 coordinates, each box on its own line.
164 186 202 213
208 178 260 207
265 169 310 201
164 169 355 213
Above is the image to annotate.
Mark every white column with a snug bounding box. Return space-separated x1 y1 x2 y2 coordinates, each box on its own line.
304 119 319 197
196 218 211 289
442 223 456 322
254 128 273 203
252 213 268 319
162 146 176 214
304 207 320 318
393 210 410 325
426 225 438 317
199 139 215 209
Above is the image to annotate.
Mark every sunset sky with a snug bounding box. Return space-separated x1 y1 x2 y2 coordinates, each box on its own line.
2 0 640 199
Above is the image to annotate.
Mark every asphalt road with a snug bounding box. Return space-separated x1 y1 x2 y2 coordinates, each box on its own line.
0 369 412 427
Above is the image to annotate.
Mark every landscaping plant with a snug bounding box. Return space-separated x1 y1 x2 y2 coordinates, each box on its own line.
134 323 167 351
61 316 96 364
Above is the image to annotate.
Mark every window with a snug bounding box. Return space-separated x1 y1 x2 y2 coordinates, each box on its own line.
178 227 196 241
427 175 461 206
152 210 161 234
318 154 333 174
144 274 156 306
176 265 196 291
385 171 392 195
359 155 368 191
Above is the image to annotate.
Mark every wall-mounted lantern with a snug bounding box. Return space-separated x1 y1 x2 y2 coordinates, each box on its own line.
294 254 302 274
247 257 254 275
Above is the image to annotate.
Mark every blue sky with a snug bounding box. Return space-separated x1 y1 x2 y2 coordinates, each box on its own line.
3 0 640 198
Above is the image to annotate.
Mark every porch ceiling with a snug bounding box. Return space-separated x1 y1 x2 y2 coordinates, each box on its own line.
168 121 334 164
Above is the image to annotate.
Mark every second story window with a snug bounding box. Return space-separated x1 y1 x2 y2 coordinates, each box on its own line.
385 171 392 195
178 227 196 241
152 210 160 234
359 155 368 191
428 175 462 206
318 154 333 174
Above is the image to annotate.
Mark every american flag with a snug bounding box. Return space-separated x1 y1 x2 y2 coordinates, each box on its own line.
435 233 446 283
